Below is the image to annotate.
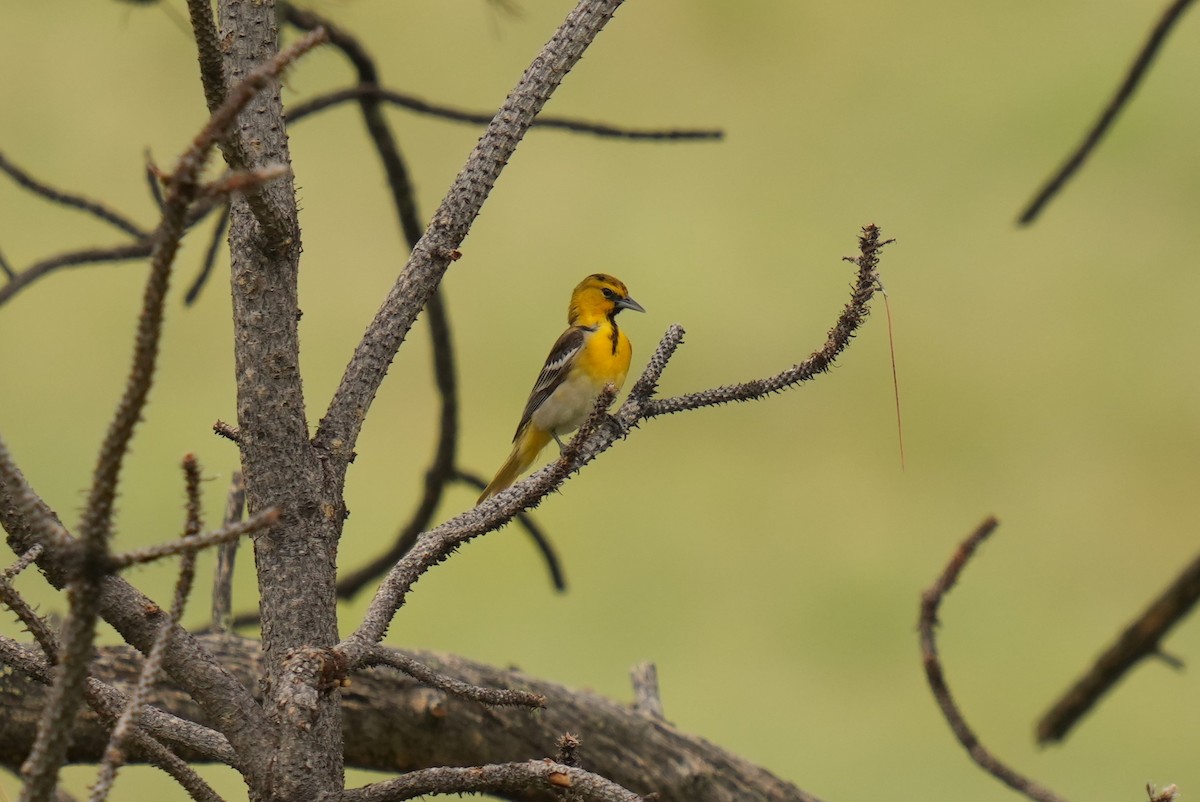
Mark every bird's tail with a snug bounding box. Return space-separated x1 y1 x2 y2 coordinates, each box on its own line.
478 427 553 503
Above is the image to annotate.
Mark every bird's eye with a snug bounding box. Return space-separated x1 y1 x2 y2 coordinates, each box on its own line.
601 288 617 300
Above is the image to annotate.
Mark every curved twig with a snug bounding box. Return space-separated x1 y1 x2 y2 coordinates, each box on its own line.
0 151 147 239
919 517 1070 802
1018 0 1197 224
454 469 566 592
287 83 724 141
281 4 468 602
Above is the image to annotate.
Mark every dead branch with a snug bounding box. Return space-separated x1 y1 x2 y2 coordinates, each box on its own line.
919 517 1069 802
287 84 725 141
1018 0 1197 224
1036 545 1200 744
0 634 822 802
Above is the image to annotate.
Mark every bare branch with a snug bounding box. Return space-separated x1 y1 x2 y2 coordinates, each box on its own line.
313 0 629 472
185 0 296 248
11 37 325 797
0 636 229 802
287 84 725 142
1018 0 1197 224
281 4 468 605
1036 545 1200 744
183 202 231 306
3 543 43 580
919 517 1069 802
361 646 545 709
342 761 645 802
0 635 236 766
0 562 59 662
109 507 279 569
210 472 245 633
638 225 889 419
339 387 616 666
0 151 147 239
0 242 153 308
89 455 208 802
454 469 565 592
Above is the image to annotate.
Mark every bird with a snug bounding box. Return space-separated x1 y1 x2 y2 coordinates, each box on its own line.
478 273 645 502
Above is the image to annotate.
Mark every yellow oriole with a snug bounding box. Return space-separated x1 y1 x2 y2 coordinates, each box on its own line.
478 274 645 502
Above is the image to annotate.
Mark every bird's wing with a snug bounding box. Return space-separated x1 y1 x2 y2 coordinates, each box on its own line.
512 326 587 442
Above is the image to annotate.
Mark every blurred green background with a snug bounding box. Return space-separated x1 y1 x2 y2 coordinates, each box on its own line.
3 1 1200 800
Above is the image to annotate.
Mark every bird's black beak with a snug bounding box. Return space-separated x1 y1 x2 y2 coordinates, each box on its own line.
616 296 646 314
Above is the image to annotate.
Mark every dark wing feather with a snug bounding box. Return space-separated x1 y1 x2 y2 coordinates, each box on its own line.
512 326 586 441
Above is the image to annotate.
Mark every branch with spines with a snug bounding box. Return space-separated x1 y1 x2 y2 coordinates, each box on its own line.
342 760 646 802
336 225 889 670
89 455 205 802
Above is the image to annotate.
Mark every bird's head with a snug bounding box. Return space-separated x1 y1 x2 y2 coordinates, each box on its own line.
568 274 645 326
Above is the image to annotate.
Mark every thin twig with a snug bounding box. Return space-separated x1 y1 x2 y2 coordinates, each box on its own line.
184 202 231 306
0 439 268 772
90 455 206 802
3 543 44 580
0 549 59 661
0 151 147 239
1036 545 1200 744
144 152 166 211
638 225 889 419
0 196 223 309
1018 0 1197 224
919 516 1069 802
454 469 565 591
341 760 644 802
362 646 545 708
287 84 724 141
0 248 14 280
281 4 468 604
211 472 245 633
110 506 279 569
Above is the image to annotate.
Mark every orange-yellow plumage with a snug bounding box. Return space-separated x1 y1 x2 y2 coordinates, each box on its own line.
478 274 644 502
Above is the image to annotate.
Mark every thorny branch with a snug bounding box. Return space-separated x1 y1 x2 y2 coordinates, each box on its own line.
312 0 629 473
342 761 645 802
89 455 206 802
1018 0 1197 223
919 517 1070 802
337 226 888 669
280 3 468 604
11 31 326 802
1036 545 1200 744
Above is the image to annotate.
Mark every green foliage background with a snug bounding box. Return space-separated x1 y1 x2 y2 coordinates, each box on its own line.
2 1 1199 799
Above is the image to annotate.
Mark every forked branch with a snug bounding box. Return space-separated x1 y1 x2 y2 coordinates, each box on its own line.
337 225 888 669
